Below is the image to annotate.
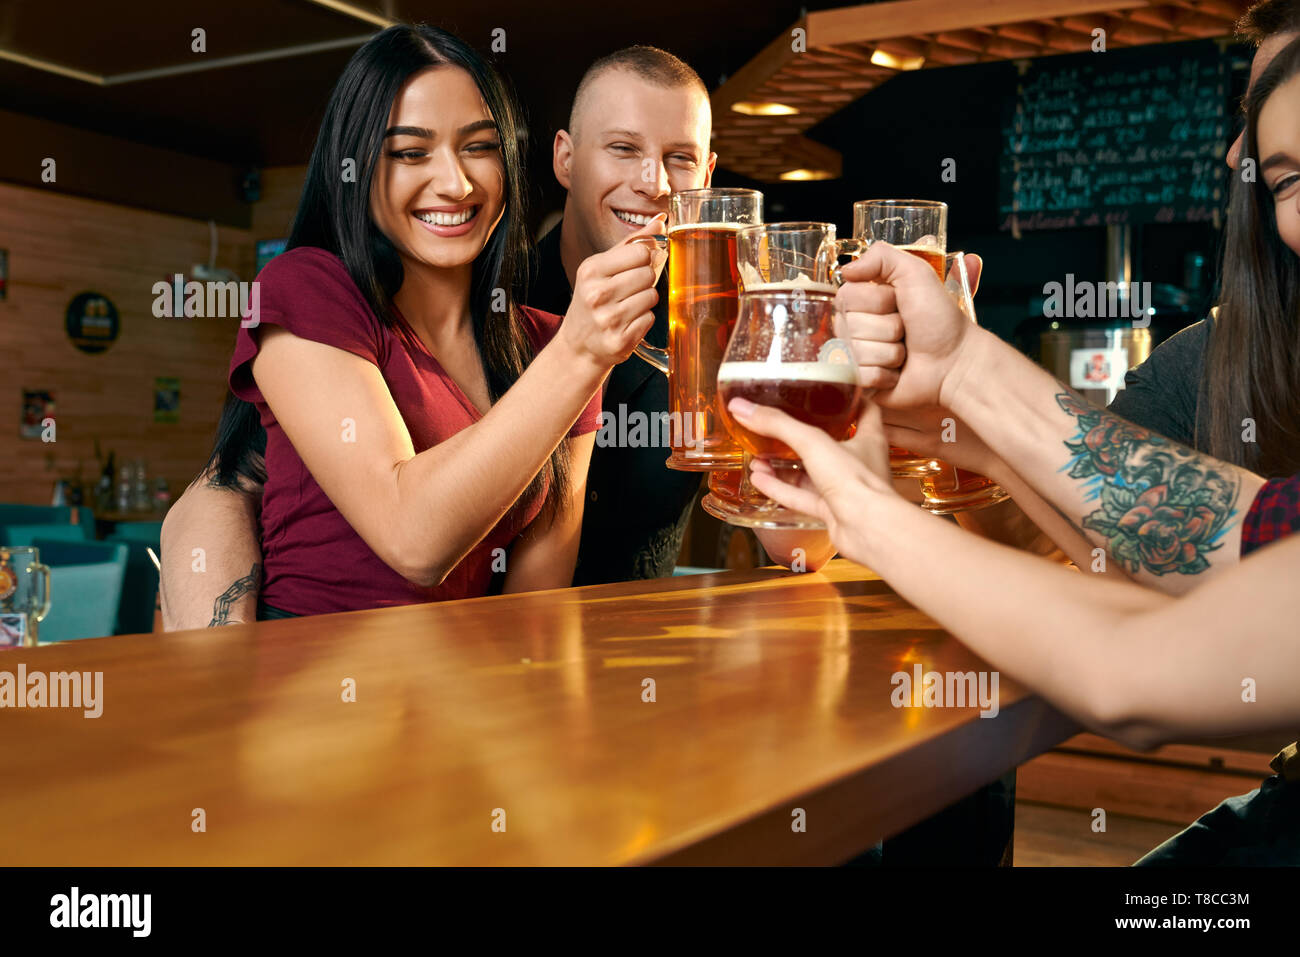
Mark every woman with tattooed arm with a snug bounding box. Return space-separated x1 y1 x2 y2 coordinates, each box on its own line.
720 36 1300 864
729 235 1299 863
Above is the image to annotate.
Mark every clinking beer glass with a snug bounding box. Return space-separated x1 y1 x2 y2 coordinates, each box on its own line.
703 222 849 528
828 200 947 478
0 546 51 648
632 188 762 471
713 222 862 526
918 253 1010 514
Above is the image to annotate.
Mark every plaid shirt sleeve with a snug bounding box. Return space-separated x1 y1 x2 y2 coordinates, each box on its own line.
1241 472 1300 557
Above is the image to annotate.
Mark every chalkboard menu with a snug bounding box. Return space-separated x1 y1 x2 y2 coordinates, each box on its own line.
999 40 1235 232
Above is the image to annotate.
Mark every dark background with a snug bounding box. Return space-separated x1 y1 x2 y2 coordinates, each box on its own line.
0 2 1255 344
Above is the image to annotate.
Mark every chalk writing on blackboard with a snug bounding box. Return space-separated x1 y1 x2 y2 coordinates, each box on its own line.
999 41 1235 232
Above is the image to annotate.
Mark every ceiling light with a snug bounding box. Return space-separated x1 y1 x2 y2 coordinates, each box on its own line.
870 49 926 71
304 0 396 28
731 101 799 116
779 168 835 181
0 47 103 85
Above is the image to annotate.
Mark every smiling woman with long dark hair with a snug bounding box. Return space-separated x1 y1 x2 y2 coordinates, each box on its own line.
189 24 663 618
1205 32 1300 478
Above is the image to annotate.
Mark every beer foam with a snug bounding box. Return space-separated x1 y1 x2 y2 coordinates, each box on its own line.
742 279 836 295
667 221 745 234
717 361 859 384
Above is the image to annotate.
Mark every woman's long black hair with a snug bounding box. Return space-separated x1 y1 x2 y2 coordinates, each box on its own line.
1205 32 1300 477
206 23 568 516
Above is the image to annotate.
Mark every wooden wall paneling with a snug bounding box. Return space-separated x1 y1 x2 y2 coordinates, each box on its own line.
0 182 254 504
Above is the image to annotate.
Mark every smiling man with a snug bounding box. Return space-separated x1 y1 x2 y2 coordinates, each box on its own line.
527 47 834 585
525 48 714 585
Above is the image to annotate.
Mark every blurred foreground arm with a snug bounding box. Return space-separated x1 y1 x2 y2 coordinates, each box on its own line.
160 468 263 629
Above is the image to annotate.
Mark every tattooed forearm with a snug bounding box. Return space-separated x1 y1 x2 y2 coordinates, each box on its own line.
208 562 262 626
1055 392 1239 577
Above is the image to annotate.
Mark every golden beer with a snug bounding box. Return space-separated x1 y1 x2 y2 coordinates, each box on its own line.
919 464 1010 514
666 222 744 469
920 250 1007 514
899 244 945 278
716 288 861 459
889 245 946 473
632 188 761 471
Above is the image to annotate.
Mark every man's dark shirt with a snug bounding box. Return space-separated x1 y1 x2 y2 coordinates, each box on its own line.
526 222 703 585
1106 317 1212 445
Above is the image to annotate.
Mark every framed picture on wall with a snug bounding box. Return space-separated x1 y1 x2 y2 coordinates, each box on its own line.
0 249 8 300
20 390 54 440
154 377 180 423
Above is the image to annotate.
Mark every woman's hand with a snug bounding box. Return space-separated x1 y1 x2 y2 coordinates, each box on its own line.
559 213 666 369
724 397 900 567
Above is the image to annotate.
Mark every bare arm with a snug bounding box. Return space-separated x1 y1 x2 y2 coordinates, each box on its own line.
945 329 1265 593
876 408 1130 577
249 239 658 587
958 459 1132 579
753 528 837 572
502 433 594 593
253 329 607 586
839 244 1264 594
730 400 1300 752
839 487 1300 751
159 469 263 629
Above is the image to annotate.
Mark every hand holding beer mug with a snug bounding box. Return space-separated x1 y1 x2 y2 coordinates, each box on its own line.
827 200 946 477
715 223 863 525
562 213 667 367
0 546 51 648
632 188 762 470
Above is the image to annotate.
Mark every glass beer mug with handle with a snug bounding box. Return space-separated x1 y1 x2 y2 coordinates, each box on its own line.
0 546 52 648
826 199 947 478
918 253 1010 515
715 222 863 526
704 222 846 529
630 188 762 471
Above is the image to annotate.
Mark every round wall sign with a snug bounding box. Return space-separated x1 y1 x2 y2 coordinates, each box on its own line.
66 292 120 354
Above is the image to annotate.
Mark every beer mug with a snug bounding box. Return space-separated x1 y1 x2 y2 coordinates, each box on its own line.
715 233 862 524
828 200 947 477
734 220 835 286
0 546 51 648
918 253 1010 515
632 188 762 471
702 453 827 530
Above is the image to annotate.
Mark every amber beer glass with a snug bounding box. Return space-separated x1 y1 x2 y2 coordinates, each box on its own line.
918 253 1010 514
632 188 761 470
705 223 849 528
830 200 947 477
715 274 862 498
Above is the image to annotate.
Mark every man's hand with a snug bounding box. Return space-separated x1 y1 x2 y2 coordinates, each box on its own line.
835 243 986 409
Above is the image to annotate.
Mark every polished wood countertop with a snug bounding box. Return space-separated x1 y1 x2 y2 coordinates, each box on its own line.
0 560 1076 865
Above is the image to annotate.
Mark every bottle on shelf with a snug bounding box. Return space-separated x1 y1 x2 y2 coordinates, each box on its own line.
131 459 150 512
116 463 131 513
97 449 116 511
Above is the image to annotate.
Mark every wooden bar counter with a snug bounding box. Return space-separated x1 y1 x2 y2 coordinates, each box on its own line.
0 559 1077 865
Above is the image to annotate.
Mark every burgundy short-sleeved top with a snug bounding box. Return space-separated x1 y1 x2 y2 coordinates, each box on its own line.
228 246 601 616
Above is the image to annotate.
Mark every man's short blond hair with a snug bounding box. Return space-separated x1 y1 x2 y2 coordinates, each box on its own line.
569 45 709 137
